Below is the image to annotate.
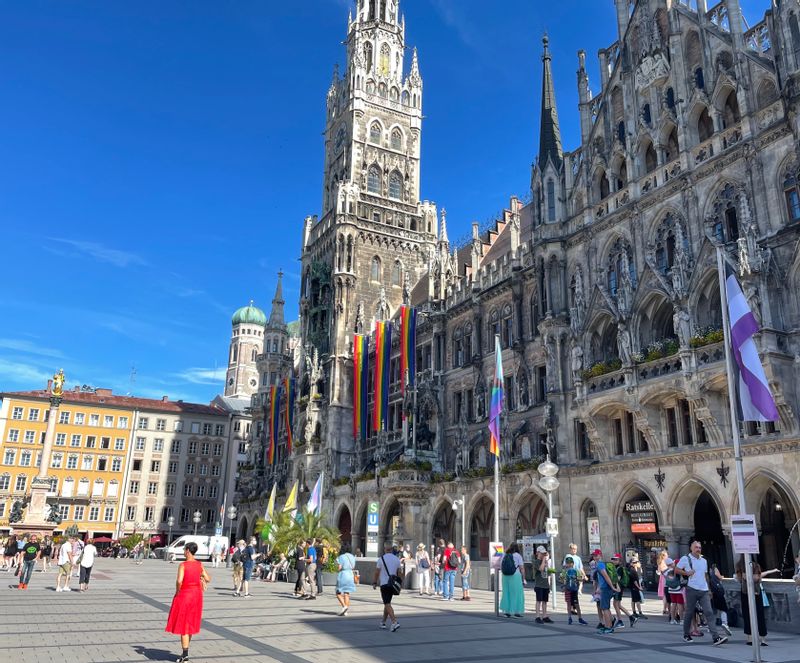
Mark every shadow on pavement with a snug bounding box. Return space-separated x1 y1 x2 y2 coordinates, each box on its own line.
131 645 175 661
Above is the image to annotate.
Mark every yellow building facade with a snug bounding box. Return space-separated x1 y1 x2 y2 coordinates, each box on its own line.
0 388 135 537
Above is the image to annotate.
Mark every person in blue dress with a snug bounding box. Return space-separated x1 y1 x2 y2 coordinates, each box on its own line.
336 543 357 616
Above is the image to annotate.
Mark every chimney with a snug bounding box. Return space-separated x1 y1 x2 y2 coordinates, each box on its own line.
95 388 113 397
162 396 169 402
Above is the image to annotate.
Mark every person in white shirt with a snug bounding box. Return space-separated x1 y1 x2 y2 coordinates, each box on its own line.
56 537 74 592
373 541 403 631
79 539 98 592
563 543 585 610
675 540 728 646
414 544 432 596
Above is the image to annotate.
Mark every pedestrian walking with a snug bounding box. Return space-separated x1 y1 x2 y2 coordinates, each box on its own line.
240 538 257 597
533 546 553 623
293 540 307 597
675 541 727 646
608 554 637 628
592 549 617 633
373 540 403 631
56 536 74 592
314 539 325 595
304 538 318 600
562 556 587 625
628 555 647 619
335 543 356 616
210 540 223 568
709 564 731 636
40 537 52 573
4 536 18 570
459 545 471 601
663 557 685 624
441 542 460 601
735 556 779 647
499 542 525 618
563 543 585 606
231 540 245 595
414 544 431 595
79 539 98 592
433 539 444 595
165 541 210 663
15 534 41 589
656 550 669 615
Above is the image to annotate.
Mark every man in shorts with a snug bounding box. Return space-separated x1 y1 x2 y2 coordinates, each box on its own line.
56 536 74 592
592 549 618 634
373 540 403 632
610 553 637 628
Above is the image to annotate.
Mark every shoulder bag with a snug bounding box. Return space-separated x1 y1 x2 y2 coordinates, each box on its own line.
382 555 402 595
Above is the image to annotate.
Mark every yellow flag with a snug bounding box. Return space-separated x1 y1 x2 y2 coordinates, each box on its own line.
265 483 277 521
282 480 298 513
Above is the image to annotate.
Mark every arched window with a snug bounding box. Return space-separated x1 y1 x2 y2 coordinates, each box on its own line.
368 0 376 20
401 90 410 106
617 121 626 146
272 340 278 353
391 261 402 286
697 107 714 142
607 238 636 296
251 348 257 361
390 87 399 101
546 179 556 221
695 67 705 90
722 90 740 128
665 126 679 162
644 142 657 174
232 345 238 362
791 13 800 67
708 183 742 243
390 128 402 150
388 171 402 199
364 42 373 72
653 213 688 274
369 122 382 144
379 43 390 76
367 165 381 194
783 172 800 222
370 256 381 282
642 103 651 126
665 87 676 110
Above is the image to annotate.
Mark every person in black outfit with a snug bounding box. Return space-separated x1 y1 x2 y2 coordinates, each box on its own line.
314 540 325 595
294 540 307 597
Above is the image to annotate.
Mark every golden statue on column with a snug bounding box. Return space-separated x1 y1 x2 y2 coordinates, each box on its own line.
51 369 65 398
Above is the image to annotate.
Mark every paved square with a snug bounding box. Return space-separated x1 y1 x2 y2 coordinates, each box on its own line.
0 559 797 663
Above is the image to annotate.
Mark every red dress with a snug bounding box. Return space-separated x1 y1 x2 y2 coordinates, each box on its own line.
165 560 204 635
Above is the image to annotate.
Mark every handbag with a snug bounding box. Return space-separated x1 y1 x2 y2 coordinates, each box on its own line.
761 587 769 607
381 555 402 596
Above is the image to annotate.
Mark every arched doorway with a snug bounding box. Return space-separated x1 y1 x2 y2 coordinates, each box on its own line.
237 516 249 541
514 493 547 542
353 503 368 557
759 486 798 575
337 506 352 547
382 499 401 547
470 497 494 561
581 500 601 556
693 490 728 575
431 501 455 546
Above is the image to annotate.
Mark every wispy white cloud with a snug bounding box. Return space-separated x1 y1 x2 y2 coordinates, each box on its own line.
46 237 148 268
0 338 65 359
173 367 226 386
0 358 53 388
429 0 479 48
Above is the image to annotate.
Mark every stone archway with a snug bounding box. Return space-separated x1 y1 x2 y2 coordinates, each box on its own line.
237 516 249 541
512 491 547 540
693 490 729 575
353 500 369 557
615 483 664 589
469 496 494 561
381 497 401 547
337 505 352 547
430 499 455 547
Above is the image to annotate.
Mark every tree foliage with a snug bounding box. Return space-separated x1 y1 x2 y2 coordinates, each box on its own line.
257 510 340 557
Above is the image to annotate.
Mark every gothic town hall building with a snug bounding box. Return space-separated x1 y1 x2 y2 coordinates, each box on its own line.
237 0 800 584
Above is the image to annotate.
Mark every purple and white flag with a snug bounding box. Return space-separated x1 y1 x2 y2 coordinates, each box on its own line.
725 266 779 422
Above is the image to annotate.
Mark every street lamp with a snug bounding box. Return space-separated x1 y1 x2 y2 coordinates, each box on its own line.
225 505 237 568
538 455 560 610
166 516 175 563
193 510 202 536
145 520 155 560
451 495 466 550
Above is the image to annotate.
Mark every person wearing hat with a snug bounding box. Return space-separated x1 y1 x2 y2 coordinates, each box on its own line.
663 556 685 624
414 543 432 596
609 553 637 628
592 549 619 633
627 555 647 620
534 546 553 623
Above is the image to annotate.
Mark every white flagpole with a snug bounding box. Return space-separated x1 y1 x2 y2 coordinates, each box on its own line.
716 247 761 662
493 334 501 618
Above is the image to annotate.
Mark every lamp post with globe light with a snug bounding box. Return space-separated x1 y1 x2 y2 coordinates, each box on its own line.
226 505 237 568
193 510 202 536
537 455 560 610
165 516 175 563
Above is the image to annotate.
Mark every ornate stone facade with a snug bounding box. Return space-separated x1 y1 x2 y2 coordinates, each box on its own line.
239 0 800 576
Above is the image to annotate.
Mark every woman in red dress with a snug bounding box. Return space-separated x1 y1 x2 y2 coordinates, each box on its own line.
165 541 210 662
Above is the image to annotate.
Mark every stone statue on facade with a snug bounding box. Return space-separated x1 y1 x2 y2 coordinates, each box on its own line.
617 322 634 365
574 268 586 316
354 300 365 334
475 377 486 421
673 306 693 349
617 252 634 317
518 368 530 408
402 270 411 305
570 342 584 383
672 222 691 298
543 337 557 392
376 287 390 321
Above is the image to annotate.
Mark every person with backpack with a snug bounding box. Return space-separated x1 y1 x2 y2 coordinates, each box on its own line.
676 541 728 646
372 540 403 631
663 557 685 624
533 546 553 624
441 542 460 601
709 564 731 636
432 539 445 596
592 549 618 634
562 555 588 624
231 540 245 596
609 554 637 628
499 542 525 618
414 544 431 596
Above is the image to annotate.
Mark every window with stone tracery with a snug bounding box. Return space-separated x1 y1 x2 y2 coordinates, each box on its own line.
707 183 741 243
606 238 635 296
379 43 390 76
653 213 687 274
370 256 381 282
369 122 381 144
391 128 402 150
367 165 381 194
391 260 401 286
388 170 402 199
783 171 800 223
364 42 373 72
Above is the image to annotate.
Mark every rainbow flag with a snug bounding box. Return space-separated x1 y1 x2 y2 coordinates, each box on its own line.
373 320 392 432
283 376 296 454
399 305 416 395
353 334 369 442
488 335 504 457
268 384 280 465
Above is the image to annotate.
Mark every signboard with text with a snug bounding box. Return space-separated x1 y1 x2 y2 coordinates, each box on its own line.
731 514 759 554
625 500 657 534
489 541 505 571
366 501 380 556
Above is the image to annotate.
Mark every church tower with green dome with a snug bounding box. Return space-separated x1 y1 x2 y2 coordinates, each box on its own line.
225 301 265 398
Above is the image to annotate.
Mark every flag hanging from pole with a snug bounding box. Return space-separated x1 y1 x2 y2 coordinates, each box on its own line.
399 305 417 395
724 264 779 422
265 483 277 521
283 377 295 454
353 334 369 442
306 472 324 516
488 335 504 457
282 480 298 513
268 385 280 465
373 320 392 432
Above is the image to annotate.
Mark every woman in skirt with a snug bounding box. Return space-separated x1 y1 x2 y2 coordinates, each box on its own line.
166 541 210 662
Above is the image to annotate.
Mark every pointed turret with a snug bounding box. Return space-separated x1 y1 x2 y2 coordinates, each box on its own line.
408 47 422 87
267 271 286 330
538 34 563 171
439 207 449 246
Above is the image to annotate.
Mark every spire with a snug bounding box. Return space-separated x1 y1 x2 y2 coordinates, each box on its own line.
439 207 449 245
268 270 286 329
538 34 563 171
409 47 421 87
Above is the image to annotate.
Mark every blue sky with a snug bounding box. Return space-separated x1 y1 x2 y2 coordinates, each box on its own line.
0 0 767 402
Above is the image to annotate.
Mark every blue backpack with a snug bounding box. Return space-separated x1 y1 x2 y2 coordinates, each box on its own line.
501 553 517 576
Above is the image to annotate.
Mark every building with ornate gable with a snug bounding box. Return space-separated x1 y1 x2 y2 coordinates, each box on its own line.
237 0 800 584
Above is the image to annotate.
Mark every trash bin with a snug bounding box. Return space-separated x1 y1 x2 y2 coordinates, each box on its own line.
404 563 419 590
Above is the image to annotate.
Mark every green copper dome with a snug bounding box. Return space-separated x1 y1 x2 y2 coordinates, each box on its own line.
231 301 266 326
